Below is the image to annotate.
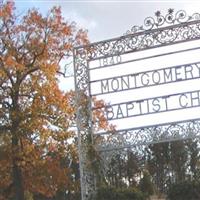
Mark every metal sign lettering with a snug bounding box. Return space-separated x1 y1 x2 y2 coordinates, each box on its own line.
103 89 200 120
91 61 200 95
74 9 200 200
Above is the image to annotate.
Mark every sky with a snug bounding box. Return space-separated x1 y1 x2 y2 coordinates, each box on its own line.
14 0 200 43
13 0 200 90
13 0 200 130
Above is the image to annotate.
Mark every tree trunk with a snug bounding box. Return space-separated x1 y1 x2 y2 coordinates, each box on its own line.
12 135 24 200
10 83 24 200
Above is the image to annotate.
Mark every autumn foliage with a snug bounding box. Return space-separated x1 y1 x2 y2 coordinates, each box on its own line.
0 2 91 200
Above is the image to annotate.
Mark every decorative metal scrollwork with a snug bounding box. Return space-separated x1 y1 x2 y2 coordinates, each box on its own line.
96 120 200 176
126 9 200 35
74 10 200 63
95 120 200 152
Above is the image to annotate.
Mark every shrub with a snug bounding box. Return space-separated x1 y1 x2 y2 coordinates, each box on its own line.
95 186 145 200
167 181 200 200
139 171 154 198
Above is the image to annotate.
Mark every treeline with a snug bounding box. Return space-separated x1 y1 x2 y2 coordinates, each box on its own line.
95 135 200 199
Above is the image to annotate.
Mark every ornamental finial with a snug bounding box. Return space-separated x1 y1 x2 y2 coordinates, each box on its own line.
126 9 200 35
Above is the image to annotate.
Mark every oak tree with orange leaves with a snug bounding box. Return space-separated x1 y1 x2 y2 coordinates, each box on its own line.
0 2 94 200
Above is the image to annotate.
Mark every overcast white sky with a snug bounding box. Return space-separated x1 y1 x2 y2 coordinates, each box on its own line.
13 0 200 91
15 0 200 42
12 0 200 129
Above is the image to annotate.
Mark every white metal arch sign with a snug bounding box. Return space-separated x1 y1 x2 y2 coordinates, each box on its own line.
74 9 200 200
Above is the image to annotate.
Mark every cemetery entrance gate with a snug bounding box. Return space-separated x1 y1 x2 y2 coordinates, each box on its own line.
74 9 200 200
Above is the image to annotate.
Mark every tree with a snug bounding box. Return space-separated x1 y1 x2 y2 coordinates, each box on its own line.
0 2 89 200
147 141 170 193
146 129 200 194
170 140 188 182
139 171 154 199
186 139 200 180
